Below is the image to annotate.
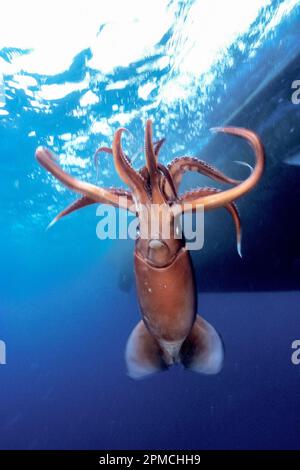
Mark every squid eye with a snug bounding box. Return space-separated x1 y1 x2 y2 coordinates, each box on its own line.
149 239 164 250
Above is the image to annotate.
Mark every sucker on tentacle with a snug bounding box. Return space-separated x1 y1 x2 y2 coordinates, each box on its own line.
167 156 241 192
177 127 265 213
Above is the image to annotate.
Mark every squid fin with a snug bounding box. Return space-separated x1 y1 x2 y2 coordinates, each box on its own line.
125 321 168 379
180 316 224 374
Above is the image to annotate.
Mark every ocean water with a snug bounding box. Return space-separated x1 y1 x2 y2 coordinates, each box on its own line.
1 0 300 450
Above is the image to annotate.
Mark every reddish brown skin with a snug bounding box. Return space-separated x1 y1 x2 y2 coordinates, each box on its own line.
134 249 196 347
35 120 265 375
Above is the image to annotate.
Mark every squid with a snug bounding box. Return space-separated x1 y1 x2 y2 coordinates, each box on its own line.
36 120 264 379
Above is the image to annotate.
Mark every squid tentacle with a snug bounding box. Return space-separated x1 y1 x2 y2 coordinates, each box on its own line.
112 128 149 203
153 138 166 156
37 124 262 245
47 196 95 229
145 120 165 203
47 188 134 229
93 146 113 179
157 164 178 200
93 146 149 192
139 163 177 200
167 156 241 191
94 145 149 187
35 147 135 211
178 127 264 212
180 186 242 257
94 138 166 193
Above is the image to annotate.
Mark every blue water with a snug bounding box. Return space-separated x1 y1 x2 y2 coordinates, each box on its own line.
1 0 300 449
